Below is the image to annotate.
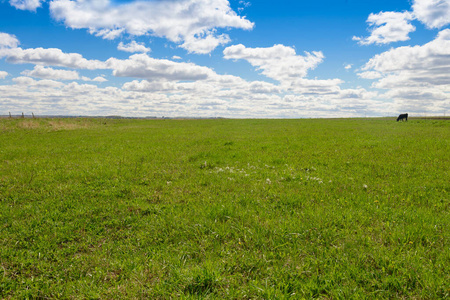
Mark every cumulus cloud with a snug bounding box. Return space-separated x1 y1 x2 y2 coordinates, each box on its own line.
286 78 344 94
361 29 450 109
91 28 124 40
223 44 347 95
123 80 180 93
121 73 276 97
0 32 20 48
0 46 107 70
353 11 415 45
0 34 386 117
117 60 373 118
49 0 254 54
412 0 450 29
0 71 8 79
248 81 281 94
280 90 382 118
9 0 43 11
181 31 231 54
362 29 450 74
12 76 64 88
19 66 109 83
357 71 383 79
0 69 383 118
91 76 108 82
356 0 450 46
0 36 217 82
21 65 80 80
223 44 324 82
117 41 151 53
106 53 214 81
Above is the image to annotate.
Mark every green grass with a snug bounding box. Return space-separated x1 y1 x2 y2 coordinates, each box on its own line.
0 117 449 299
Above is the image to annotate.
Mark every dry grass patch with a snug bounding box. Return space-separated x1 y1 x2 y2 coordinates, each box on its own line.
47 120 89 130
18 120 42 130
0 118 96 132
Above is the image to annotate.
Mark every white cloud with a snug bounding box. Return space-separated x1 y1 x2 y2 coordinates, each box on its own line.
0 71 8 79
412 0 450 29
239 1 251 7
238 2 250 13
357 71 383 79
123 80 180 93
223 44 324 82
12 76 64 88
0 70 385 118
286 78 344 94
0 35 395 117
0 38 216 82
49 0 254 54
279 91 382 118
21 65 80 80
353 11 415 45
248 81 281 94
9 0 43 11
361 29 450 112
117 41 151 53
92 28 124 40
80 75 108 82
344 64 353 70
120 73 273 97
362 29 450 74
106 53 214 81
223 44 347 95
92 76 108 82
0 32 20 48
0 46 107 70
356 0 450 46
181 31 230 54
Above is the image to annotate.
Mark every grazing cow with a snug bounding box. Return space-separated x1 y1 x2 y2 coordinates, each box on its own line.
397 113 408 122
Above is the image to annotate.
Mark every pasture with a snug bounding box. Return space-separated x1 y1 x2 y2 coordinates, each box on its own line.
0 117 449 299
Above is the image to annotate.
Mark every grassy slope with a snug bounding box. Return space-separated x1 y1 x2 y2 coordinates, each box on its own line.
0 118 449 299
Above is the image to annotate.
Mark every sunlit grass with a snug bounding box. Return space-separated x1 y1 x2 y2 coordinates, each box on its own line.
0 117 449 298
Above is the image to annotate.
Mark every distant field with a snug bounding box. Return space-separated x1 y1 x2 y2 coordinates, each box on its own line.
0 117 449 299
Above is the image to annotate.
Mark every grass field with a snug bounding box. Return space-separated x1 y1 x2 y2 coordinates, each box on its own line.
0 117 449 299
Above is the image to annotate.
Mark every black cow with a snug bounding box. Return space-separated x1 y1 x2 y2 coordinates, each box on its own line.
397 113 408 122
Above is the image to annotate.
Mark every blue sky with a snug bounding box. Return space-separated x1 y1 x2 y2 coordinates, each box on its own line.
0 0 449 118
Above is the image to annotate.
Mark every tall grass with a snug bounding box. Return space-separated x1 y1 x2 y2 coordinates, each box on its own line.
0 118 449 298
